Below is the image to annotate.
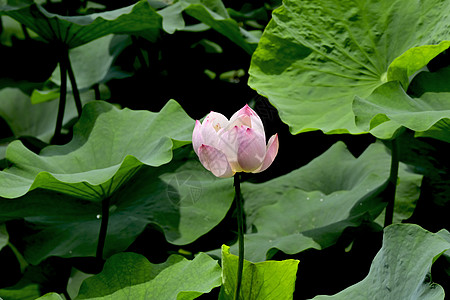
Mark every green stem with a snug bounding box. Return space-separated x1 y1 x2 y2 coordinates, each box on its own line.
65 51 83 116
384 138 399 227
234 173 244 300
93 84 101 100
96 197 110 261
53 51 68 142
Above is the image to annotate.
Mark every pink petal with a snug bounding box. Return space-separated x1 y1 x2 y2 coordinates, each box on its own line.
228 105 252 128
229 105 265 141
237 127 266 172
198 144 235 178
217 126 242 172
204 112 229 132
253 134 279 173
200 117 220 148
192 120 204 155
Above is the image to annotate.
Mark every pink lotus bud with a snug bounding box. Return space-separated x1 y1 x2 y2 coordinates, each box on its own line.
192 104 279 178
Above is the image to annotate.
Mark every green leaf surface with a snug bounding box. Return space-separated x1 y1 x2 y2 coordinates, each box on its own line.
67 269 93 300
0 279 40 300
387 41 450 90
1 0 162 48
248 0 450 134
76 252 221 300
51 34 132 91
35 293 64 300
408 67 450 98
0 87 93 143
216 142 421 262
0 150 233 263
374 168 422 225
415 119 450 143
353 81 450 140
220 245 299 300
310 224 450 300
0 99 193 200
159 0 258 54
0 223 8 250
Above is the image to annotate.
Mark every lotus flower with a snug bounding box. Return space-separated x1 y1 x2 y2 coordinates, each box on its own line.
192 104 279 178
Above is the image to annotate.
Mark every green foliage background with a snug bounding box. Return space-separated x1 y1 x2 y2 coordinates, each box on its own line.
0 0 449 299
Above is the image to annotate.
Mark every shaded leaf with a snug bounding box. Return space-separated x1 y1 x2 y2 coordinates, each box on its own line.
353 81 450 140
0 87 93 143
215 142 421 262
50 34 132 91
248 0 450 134
0 99 193 200
67 269 93 300
220 245 299 300
310 224 450 300
0 223 7 250
76 252 221 300
159 0 258 54
1 0 162 48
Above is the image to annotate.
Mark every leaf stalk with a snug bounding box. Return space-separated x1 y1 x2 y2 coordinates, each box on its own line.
384 138 399 227
96 197 110 261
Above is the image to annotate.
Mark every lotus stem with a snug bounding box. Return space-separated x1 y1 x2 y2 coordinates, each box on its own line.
53 50 68 142
96 197 110 261
234 173 244 300
65 50 82 116
384 138 399 227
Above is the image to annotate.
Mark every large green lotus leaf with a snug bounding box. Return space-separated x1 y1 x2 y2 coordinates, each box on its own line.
217 142 421 262
353 81 450 140
0 99 193 200
0 150 234 264
219 245 299 300
0 0 161 48
311 224 450 300
50 34 132 92
248 0 450 134
159 0 258 54
76 252 221 300
0 87 93 143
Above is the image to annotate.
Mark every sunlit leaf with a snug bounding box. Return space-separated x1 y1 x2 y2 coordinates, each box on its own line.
248 0 450 134
35 293 64 300
0 100 193 200
0 279 41 300
220 245 299 300
311 224 450 300
76 252 221 299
